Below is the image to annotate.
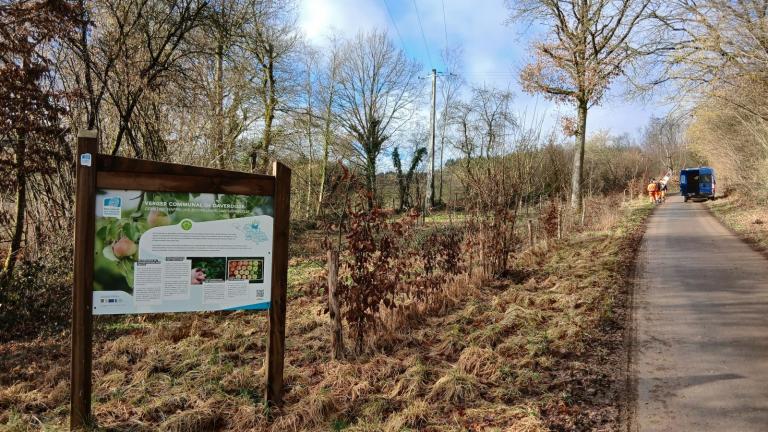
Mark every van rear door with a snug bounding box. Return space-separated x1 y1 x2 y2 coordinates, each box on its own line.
699 171 714 196
682 169 700 196
680 172 687 195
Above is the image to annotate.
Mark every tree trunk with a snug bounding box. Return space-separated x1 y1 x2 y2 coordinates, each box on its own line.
527 219 534 249
315 75 335 217
398 181 406 211
214 41 225 168
365 155 377 210
79 0 98 129
259 103 273 173
438 133 445 202
570 101 588 211
316 128 330 217
397 168 410 211
1 138 27 284
305 141 313 219
305 72 314 218
327 250 343 360
112 97 143 158
255 56 276 173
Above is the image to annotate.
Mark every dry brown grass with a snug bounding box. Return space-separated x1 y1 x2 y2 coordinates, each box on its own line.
382 399 429 431
507 415 550 432
708 192 768 251
428 367 483 406
0 199 652 431
456 346 502 382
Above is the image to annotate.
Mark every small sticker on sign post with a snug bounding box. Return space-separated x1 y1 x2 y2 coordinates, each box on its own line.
80 153 92 167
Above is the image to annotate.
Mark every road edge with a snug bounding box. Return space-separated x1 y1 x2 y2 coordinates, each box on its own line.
619 203 655 432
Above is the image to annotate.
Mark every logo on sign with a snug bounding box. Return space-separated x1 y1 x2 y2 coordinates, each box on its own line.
102 196 122 218
240 221 268 243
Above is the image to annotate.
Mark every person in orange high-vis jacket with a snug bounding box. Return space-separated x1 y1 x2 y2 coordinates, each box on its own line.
647 179 658 203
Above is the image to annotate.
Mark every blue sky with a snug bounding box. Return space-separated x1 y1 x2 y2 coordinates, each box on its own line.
298 0 667 140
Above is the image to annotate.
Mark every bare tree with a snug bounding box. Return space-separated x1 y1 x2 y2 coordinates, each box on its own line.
300 43 318 218
246 0 299 173
392 145 427 211
643 114 688 171
0 0 79 282
76 0 208 157
656 2 768 192
437 46 464 202
470 85 516 158
197 0 259 168
315 34 342 216
451 100 478 175
335 30 421 210
659 1 768 96
506 0 657 210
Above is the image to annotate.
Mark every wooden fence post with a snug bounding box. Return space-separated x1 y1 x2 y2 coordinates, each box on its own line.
266 161 291 406
71 130 98 430
327 250 343 360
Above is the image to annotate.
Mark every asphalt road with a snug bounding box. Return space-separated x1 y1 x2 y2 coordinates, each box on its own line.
634 196 768 431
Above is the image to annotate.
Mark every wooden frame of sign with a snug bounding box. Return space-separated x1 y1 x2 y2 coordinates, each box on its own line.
70 130 290 430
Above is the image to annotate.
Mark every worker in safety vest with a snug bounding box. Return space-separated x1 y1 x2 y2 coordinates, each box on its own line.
647 179 658 203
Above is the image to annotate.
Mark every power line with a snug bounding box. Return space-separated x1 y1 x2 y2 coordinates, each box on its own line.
381 0 407 53
381 0 406 52
411 0 434 66
441 0 448 50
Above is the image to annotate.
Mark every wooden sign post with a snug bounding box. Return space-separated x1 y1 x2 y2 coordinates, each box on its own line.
266 161 290 406
71 130 97 429
70 131 290 430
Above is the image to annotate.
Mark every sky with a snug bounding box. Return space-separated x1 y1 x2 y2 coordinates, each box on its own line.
298 0 669 141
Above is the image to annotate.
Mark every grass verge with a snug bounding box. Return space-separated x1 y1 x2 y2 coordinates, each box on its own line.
0 201 652 432
707 192 768 252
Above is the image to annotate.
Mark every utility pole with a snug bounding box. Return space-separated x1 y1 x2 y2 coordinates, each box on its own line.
425 69 437 214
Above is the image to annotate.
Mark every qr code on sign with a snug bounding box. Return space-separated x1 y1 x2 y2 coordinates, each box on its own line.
256 289 264 297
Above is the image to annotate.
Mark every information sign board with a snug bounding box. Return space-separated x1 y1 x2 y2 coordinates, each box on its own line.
70 131 291 430
93 189 274 314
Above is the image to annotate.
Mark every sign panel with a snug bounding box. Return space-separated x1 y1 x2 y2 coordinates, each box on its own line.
92 189 274 314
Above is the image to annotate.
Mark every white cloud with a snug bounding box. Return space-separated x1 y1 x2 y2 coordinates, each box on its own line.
298 0 389 44
297 0 662 139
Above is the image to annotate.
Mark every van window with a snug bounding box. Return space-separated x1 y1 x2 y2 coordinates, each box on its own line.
700 174 712 184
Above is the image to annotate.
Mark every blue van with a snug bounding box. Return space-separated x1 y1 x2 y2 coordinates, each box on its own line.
680 167 716 201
